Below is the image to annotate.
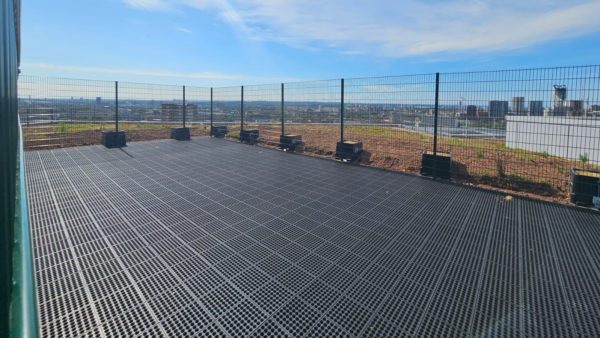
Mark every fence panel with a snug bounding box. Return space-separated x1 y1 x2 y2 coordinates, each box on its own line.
438 66 600 199
18 75 115 150
212 86 242 139
16 66 600 201
185 86 211 137
117 82 183 142
283 79 341 155
344 74 437 170
243 83 281 145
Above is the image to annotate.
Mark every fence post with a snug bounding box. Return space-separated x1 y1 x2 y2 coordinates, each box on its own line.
433 72 439 156
182 85 186 128
340 78 344 143
210 87 213 130
281 83 285 136
240 85 244 133
566 124 571 163
115 81 119 132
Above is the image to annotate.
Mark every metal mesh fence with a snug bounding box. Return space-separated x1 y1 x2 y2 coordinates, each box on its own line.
212 86 242 139
18 75 115 149
185 86 211 137
243 83 281 145
344 74 437 169
437 66 600 199
16 66 600 202
283 79 341 155
118 82 183 142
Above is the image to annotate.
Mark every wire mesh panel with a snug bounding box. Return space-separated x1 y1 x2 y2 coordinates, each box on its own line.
212 86 242 139
283 79 341 155
18 75 115 150
438 66 600 201
118 82 183 142
344 74 437 170
243 83 281 145
16 66 600 202
185 86 211 137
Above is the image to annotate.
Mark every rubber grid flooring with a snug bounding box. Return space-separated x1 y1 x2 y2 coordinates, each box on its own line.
25 137 600 337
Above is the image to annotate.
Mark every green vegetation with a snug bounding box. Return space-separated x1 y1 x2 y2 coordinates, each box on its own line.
470 119 507 130
517 153 535 162
447 138 466 147
539 151 549 158
346 126 392 137
50 122 173 133
503 173 526 182
557 165 564 174
476 151 484 159
579 153 589 165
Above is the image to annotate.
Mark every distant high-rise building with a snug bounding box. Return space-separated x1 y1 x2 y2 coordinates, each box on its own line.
552 85 567 115
528 101 544 116
566 100 584 116
511 97 525 115
489 100 508 118
588 105 600 117
466 105 478 119
96 97 101 105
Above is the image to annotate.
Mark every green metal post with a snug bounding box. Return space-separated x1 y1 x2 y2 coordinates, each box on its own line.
281 83 284 136
240 86 244 133
115 81 119 133
433 72 439 156
340 78 344 143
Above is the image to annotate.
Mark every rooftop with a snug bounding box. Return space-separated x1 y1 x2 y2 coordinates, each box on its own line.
27 137 600 337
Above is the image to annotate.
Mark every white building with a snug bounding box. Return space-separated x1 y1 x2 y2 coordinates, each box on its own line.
506 116 600 163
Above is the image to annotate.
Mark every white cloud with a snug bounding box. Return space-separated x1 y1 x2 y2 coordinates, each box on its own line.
22 63 242 80
122 0 600 57
175 26 193 34
122 0 172 11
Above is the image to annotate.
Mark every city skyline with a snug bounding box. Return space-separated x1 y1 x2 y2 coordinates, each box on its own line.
17 72 599 116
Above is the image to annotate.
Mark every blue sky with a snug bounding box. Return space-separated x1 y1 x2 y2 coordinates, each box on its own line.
20 0 600 87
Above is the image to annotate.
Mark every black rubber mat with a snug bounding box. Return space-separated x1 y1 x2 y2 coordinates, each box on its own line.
25 138 600 337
